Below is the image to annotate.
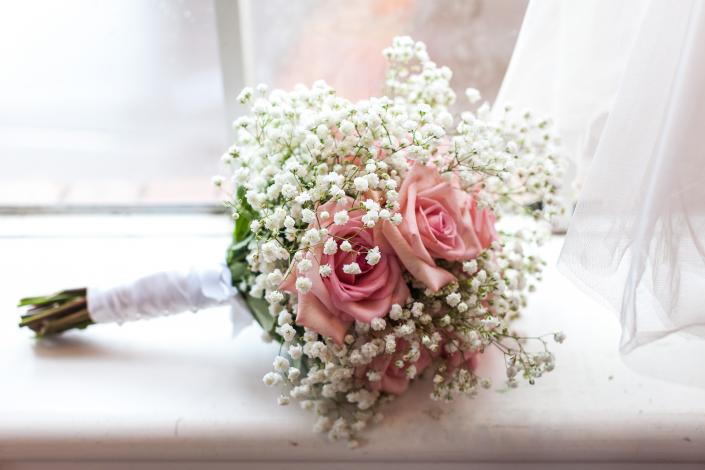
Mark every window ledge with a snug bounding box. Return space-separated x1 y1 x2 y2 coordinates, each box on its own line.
1 216 704 466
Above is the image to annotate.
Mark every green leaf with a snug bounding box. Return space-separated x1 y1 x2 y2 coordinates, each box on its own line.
228 261 248 283
225 185 284 344
290 355 309 377
233 212 251 244
246 295 272 330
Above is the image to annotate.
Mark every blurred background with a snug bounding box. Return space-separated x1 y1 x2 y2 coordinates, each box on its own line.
0 0 527 209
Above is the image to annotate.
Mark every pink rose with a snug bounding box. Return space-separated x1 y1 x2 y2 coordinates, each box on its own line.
281 198 409 344
365 339 433 395
382 164 497 291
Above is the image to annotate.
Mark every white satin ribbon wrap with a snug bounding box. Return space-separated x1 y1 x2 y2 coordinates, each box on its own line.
87 265 252 335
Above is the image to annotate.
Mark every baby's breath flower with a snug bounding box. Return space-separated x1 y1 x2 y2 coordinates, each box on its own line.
462 260 478 274
295 277 312 294
480 317 501 330
465 87 481 104
365 247 381 266
343 262 362 275
288 367 301 382
319 264 332 277
371 317 386 331
265 290 284 304
278 324 297 343
333 211 349 226
353 176 369 192
301 208 316 224
289 344 303 360
273 356 290 373
262 372 281 387
297 259 312 273
323 238 338 255
237 86 253 103
277 310 292 326
445 292 462 307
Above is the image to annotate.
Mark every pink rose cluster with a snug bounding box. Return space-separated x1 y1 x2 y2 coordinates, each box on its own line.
282 164 497 394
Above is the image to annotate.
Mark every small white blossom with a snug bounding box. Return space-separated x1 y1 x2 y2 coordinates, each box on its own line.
319 264 333 277
265 290 284 304
340 240 353 252
281 184 297 199
273 356 290 373
211 175 224 187
288 367 301 382
301 208 316 224
354 176 369 192
277 310 292 326
262 372 281 387
323 238 338 255
277 395 290 406
343 262 362 275
462 260 478 274
480 316 501 330
371 317 386 331
334 211 350 225
405 365 417 379
295 277 312 294
288 344 303 359
278 324 297 343
339 120 355 135
389 304 402 320
237 86 253 103
302 229 321 246
297 259 313 273
445 292 462 307
465 87 481 104
365 247 381 265
367 371 382 382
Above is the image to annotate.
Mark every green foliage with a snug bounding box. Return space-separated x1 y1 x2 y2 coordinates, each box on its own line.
225 185 283 343
226 185 255 282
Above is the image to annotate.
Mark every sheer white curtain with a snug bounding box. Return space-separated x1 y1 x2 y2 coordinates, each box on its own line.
497 0 705 385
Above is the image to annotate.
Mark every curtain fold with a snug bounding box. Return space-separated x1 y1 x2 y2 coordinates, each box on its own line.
496 0 705 384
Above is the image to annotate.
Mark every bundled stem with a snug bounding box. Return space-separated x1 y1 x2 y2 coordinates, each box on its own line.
18 288 94 337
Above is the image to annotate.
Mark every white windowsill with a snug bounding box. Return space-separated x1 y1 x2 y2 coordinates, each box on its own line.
1 215 704 468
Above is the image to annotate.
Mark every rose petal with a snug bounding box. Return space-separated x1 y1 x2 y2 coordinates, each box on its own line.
295 289 352 344
382 220 456 291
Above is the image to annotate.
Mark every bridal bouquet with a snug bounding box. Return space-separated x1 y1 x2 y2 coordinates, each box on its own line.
19 37 565 446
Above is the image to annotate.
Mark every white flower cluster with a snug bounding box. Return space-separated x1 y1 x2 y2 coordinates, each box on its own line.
218 37 565 446
450 102 566 221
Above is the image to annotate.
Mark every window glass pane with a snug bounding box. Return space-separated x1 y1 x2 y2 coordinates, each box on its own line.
247 0 526 106
0 0 226 206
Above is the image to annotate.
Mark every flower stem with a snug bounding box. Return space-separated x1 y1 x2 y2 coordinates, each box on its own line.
18 288 95 337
